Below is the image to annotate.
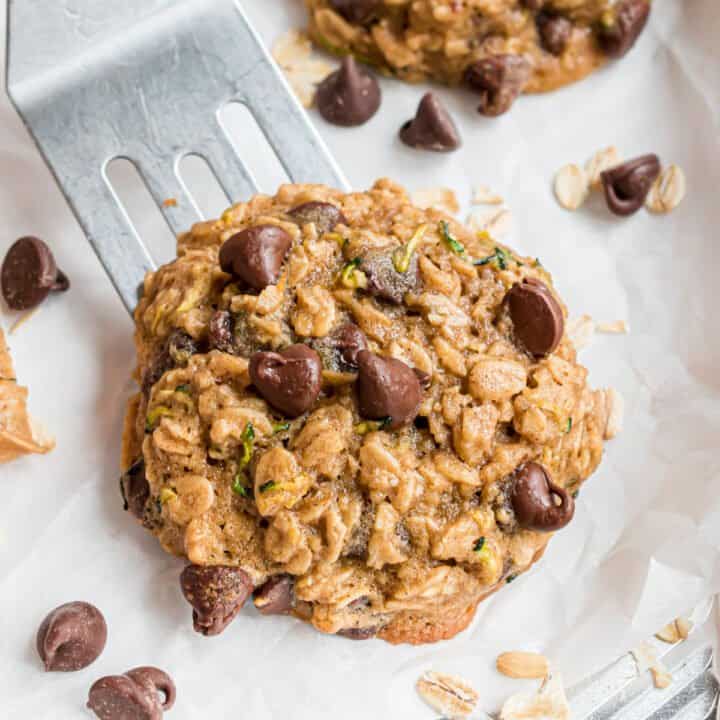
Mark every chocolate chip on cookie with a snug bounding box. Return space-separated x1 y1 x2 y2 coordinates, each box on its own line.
464 54 531 117
249 344 323 418
289 201 347 235
510 462 574 532
601 154 660 216
506 278 564 357
597 0 651 59
356 351 423 430
329 0 380 24
219 225 292 291
1 236 69 311
362 249 421 304
88 666 176 720
337 626 378 640
537 13 572 56
332 323 368 369
316 56 381 127
208 310 236 354
120 458 149 520
37 602 107 672
399 92 461 152
253 575 295 615
141 330 199 395
180 564 253 636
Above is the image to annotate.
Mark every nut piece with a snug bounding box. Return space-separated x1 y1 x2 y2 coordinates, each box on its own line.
416 671 479 718
37 602 107 672
497 651 550 679
656 617 693 644
554 164 588 210
645 165 686 214
179 564 253 636
586 147 622 189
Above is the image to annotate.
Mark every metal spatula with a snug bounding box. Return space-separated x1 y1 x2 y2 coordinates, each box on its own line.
6 0 347 313
4 2 717 719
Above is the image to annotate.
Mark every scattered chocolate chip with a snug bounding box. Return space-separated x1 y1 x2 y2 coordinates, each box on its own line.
316 56 381 127
337 626 378 640
356 351 423 430
329 0 380 23
600 154 660 216
219 225 292 291
597 0 650 59
363 250 420 304
1 236 70 311
249 344 323 418
332 323 368 369
289 201 347 235
509 462 574 532
87 666 175 720
464 54 531 117
37 602 107 672
120 458 149 520
537 13 572 56
253 575 295 615
208 310 236 354
506 278 564 357
180 564 253 636
399 92 461 152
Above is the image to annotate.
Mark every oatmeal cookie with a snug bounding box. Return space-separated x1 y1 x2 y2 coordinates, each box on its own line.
304 0 651 115
121 179 609 644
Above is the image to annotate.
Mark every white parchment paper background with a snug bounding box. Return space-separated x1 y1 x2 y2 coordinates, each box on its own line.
1 1 719 717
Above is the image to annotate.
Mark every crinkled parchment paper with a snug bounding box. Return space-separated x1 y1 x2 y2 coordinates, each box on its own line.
1 1 719 717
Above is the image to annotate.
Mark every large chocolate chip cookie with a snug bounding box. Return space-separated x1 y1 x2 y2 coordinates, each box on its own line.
121 179 609 643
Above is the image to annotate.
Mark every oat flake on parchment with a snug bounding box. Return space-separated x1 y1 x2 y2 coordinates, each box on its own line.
500 672 570 720
567 314 595 350
472 184 504 205
410 187 460 215
585 146 622 189
416 671 479 719
596 320 629 334
467 207 512 239
646 164 686 214
554 164 589 210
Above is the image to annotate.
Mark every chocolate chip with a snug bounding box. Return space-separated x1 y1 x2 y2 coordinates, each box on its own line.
399 92 461 152
219 225 292 291
141 330 198 395
521 0 545 8
506 278 564 357
597 0 650 59
1 236 70 311
208 310 236 354
332 323 368 369
180 564 253 636
329 0 379 23
337 626 378 640
36 602 107 672
600 154 660 216
87 667 175 720
362 249 420 304
253 575 295 615
356 351 423 430
120 458 149 520
249 344 323 418
537 13 572 56
289 201 347 235
316 56 381 127
509 462 574 532
464 54 530 117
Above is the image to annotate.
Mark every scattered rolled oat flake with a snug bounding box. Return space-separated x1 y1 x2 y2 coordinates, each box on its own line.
554 164 589 211
496 651 550 679
656 616 693 644
272 29 312 68
596 319 629 334
416 671 479 718
602 387 624 440
467 207 512 239
410 187 460 215
634 642 673 689
651 666 673 689
500 672 570 720
9 306 40 335
472 184 504 205
585 146 622 189
567 314 595 350
645 164 687 214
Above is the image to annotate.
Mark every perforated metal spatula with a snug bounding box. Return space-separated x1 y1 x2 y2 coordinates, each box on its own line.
5 0 347 313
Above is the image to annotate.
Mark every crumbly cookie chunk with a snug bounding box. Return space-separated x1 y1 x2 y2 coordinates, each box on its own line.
304 0 651 115
122 179 607 643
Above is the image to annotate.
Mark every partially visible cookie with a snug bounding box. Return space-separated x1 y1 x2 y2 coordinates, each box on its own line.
122 179 608 644
304 0 651 115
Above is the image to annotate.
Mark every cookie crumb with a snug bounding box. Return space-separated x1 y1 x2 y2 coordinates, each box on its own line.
416 671 479 718
554 164 589 210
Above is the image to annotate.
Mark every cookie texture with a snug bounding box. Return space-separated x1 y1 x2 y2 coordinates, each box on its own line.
122 179 608 643
304 0 650 108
